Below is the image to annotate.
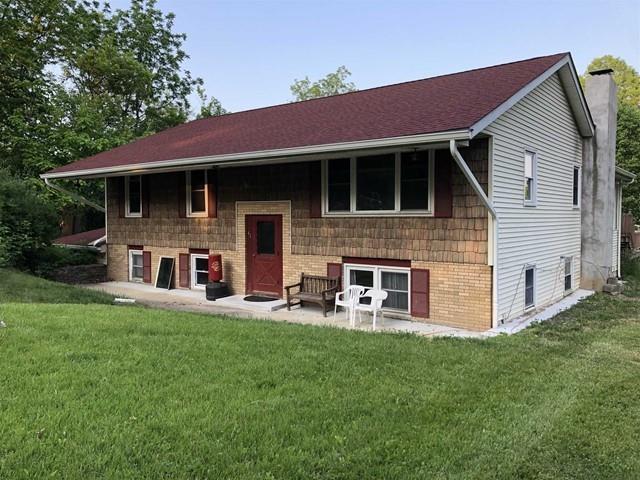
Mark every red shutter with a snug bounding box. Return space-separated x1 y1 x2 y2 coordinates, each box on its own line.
142 251 152 284
178 172 186 218
327 262 342 289
411 268 430 318
207 169 218 218
117 177 125 218
141 176 150 218
178 253 190 288
309 161 322 218
434 149 453 218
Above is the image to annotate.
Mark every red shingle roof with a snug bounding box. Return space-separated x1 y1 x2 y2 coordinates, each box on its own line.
46 53 567 176
53 228 106 246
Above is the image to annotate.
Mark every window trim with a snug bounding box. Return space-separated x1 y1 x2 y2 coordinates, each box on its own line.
322 150 435 217
186 170 208 217
524 264 536 310
343 263 411 314
124 175 142 218
572 166 581 208
190 254 209 290
128 249 144 282
523 149 537 207
564 257 573 292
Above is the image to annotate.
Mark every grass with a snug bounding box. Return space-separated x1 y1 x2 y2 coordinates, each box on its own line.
1 270 640 479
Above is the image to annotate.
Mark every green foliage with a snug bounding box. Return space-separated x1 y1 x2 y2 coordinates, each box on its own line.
34 245 99 278
586 55 640 107
0 171 59 271
0 277 640 477
195 84 228 118
290 65 357 101
617 103 640 218
0 268 113 304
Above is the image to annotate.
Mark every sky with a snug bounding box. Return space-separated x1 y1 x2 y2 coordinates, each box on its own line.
110 0 640 113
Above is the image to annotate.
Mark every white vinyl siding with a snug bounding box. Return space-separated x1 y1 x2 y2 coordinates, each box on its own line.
484 73 582 322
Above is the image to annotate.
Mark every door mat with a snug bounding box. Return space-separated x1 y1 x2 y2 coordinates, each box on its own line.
243 295 278 302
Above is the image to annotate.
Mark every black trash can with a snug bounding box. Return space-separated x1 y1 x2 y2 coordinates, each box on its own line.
206 281 230 301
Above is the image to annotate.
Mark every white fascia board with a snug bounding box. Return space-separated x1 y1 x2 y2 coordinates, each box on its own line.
470 55 595 139
41 129 471 180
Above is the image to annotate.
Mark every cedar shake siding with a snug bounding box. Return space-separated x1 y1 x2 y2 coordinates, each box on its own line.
105 139 492 330
107 139 489 263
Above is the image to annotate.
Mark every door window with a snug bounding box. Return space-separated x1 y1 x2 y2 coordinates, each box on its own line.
257 221 275 254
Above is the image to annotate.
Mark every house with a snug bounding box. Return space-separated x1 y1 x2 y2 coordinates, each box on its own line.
41 53 632 331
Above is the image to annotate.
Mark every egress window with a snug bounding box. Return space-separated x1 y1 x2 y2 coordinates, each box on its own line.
186 170 208 217
524 150 537 205
125 176 142 217
324 151 433 215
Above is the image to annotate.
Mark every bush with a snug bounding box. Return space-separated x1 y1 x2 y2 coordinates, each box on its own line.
34 245 99 278
621 249 640 279
0 171 59 271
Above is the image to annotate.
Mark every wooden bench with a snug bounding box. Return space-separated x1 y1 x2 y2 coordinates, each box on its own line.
285 273 340 317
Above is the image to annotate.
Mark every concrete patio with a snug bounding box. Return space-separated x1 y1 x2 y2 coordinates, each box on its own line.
83 282 594 338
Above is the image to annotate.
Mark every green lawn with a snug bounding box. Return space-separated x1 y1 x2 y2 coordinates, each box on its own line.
1 270 639 479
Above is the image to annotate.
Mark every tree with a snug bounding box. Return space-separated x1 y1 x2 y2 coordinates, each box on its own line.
290 66 356 101
586 55 640 107
196 84 228 119
584 56 640 219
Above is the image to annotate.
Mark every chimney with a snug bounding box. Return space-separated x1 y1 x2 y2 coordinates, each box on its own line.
581 69 618 290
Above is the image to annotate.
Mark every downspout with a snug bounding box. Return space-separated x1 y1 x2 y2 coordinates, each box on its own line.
449 139 499 329
44 177 105 213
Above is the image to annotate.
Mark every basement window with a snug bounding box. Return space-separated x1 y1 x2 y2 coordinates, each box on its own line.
324 151 433 216
524 265 535 310
344 264 410 313
564 257 572 292
186 170 208 217
190 254 209 289
572 166 580 207
524 150 537 206
125 176 142 217
129 250 144 282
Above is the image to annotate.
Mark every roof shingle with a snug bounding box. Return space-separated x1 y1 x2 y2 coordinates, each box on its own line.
46 53 567 175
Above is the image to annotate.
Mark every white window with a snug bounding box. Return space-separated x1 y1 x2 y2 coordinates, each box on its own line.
564 257 572 292
524 150 537 206
344 264 410 312
572 166 580 207
125 175 142 217
129 250 144 282
524 265 535 309
190 254 209 289
186 170 208 217
324 150 434 216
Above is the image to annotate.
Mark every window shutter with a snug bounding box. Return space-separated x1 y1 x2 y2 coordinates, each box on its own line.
179 253 190 288
178 172 186 218
207 169 218 218
309 161 322 218
141 176 150 218
117 177 125 218
142 251 152 283
410 268 430 318
434 150 453 218
327 262 342 289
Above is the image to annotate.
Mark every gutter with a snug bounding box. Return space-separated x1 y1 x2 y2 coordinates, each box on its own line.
615 166 636 185
449 139 500 329
40 129 471 180
44 178 105 213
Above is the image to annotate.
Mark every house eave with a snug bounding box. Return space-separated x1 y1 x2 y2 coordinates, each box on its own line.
40 129 471 180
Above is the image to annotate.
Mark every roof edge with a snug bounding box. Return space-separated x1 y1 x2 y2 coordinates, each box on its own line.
470 54 595 138
41 129 471 180
616 166 636 182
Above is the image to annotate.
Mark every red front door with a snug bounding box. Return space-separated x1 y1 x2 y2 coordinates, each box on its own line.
245 215 283 297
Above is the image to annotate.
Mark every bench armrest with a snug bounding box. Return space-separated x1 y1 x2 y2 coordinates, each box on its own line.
285 282 302 294
321 285 339 300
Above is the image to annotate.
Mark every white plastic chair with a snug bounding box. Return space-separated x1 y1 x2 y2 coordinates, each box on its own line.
354 289 388 331
334 285 365 327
